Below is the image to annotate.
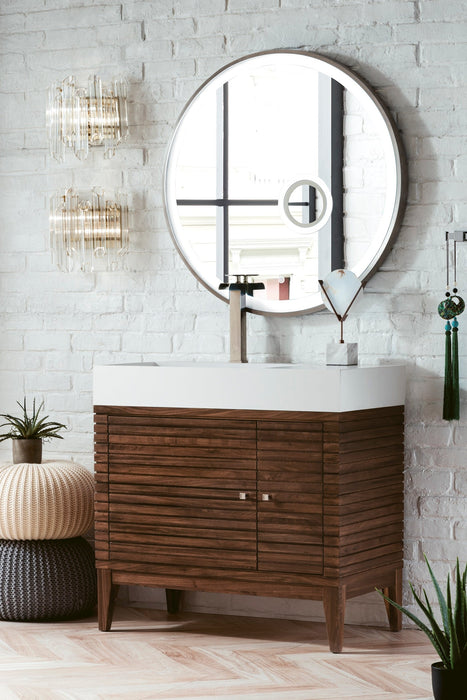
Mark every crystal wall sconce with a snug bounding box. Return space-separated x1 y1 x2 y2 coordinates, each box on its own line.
49 188 129 272
47 75 129 162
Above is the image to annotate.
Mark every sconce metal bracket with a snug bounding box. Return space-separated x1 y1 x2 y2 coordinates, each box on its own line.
446 230 467 242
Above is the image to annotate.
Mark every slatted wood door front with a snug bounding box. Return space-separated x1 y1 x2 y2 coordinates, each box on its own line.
257 420 324 575
106 416 257 573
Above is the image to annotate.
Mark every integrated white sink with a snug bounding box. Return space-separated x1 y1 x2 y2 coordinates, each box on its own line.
93 362 405 413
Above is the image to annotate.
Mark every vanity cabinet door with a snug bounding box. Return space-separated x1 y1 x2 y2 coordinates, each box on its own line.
106 416 258 572
256 421 323 575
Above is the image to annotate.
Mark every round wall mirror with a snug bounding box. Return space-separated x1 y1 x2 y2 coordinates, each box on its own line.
164 50 407 315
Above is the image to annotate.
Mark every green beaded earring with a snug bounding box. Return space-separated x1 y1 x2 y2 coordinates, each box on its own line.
438 238 464 420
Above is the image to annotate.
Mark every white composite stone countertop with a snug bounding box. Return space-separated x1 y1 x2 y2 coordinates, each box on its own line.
93 362 406 413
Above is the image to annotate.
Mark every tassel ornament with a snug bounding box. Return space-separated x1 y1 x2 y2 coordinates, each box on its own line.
452 317 460 420
439 236 464 420
442 319 453 420
438 295 464 421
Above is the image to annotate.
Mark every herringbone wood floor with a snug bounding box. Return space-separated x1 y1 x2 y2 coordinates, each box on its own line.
0 605 434 699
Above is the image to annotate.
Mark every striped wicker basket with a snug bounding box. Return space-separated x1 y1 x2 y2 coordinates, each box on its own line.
0 537 97 621
0 460 94 540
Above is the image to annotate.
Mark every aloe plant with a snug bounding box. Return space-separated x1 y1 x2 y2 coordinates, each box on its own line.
378 556 467 671
0 398 66 442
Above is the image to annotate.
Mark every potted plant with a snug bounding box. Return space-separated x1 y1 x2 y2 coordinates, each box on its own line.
378 556 467 700
0 398 67 464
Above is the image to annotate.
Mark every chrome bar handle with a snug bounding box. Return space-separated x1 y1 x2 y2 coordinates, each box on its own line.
261 493 272 502
239 492 249 500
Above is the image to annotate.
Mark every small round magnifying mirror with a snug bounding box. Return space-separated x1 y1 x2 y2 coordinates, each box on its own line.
281 177 333 232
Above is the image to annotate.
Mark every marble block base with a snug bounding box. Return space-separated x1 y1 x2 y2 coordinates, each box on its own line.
326 342 358 366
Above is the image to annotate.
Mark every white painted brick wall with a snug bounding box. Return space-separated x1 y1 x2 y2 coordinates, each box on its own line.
1 0 467 628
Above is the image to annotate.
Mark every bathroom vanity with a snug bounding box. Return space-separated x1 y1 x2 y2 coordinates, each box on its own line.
93 46 409 653
93 363 405 652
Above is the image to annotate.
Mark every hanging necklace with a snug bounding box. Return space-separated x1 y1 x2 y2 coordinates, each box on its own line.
438 236 464 420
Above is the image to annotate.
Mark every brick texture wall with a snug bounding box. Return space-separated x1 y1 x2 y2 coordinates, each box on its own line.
1 0 466 626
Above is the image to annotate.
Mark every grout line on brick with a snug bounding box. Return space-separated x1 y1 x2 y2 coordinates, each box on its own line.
415 43 421 67
414 1 421 23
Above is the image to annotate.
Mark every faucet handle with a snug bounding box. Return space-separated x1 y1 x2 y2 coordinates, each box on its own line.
219 274 265 295
246 281 265 293
244 274 265 294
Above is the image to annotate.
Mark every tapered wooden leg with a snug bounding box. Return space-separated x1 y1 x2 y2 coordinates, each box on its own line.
323 586 346 653
165 589 183 614
98 569 119 631
383 568 403 631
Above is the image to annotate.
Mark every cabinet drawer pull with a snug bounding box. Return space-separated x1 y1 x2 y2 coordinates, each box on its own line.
239 492 249 500
261 493 272 502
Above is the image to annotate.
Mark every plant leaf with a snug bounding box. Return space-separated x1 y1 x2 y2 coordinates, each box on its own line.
0 398 65 441
449 606 461 668
410 584 450 662
425 554 450 637
379 559 467 671
457 561 467 662
411 585 449 659
377 589 450 666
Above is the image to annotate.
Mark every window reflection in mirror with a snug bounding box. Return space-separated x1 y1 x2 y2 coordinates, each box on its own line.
174 64 328 301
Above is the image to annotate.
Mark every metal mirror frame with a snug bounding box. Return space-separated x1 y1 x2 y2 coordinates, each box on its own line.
163 49 408 316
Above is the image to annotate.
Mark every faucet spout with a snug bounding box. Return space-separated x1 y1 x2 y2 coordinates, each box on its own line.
219 275 265 363
229 287 247 363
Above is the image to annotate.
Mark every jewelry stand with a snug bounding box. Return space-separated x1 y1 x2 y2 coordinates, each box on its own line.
319 273 364 366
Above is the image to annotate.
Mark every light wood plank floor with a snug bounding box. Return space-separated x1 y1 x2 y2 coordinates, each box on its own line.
0 605 435 699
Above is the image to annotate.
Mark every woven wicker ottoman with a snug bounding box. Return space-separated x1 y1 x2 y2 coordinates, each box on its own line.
0 537 97 621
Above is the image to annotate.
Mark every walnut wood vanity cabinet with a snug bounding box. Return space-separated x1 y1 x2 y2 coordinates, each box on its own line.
94 403 404 652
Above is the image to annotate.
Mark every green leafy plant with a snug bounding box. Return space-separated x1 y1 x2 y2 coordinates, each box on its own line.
0 398 66 442
378 556 467 671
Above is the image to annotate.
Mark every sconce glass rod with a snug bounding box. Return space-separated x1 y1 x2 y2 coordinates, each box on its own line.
47 75 129 161
50 188 129 272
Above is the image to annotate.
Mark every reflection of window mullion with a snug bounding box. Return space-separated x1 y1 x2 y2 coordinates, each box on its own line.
176 199 313 207
304 185 316 224
216 82 229 282
318 75 344 275
177 199 279 206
